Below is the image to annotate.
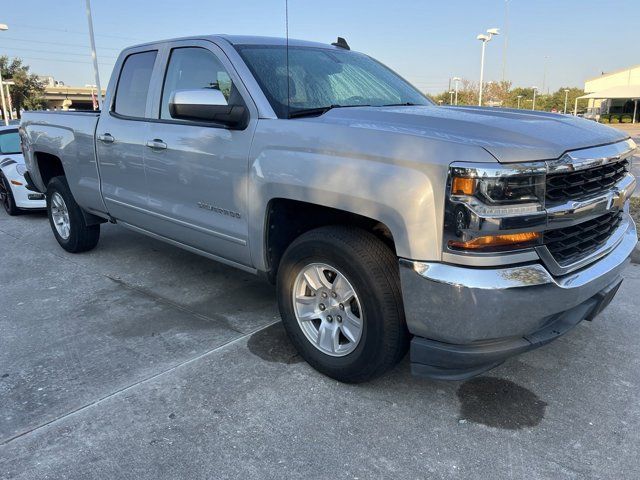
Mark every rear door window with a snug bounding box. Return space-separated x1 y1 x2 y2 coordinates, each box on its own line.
114 50 158 118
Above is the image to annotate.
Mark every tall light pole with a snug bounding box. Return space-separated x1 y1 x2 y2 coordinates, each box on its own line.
0 23 9 125
563 89 570 114
517 95 522 109
449 91 454 105
452 77 461 105
531 86 538 111
477 28 500 106
85 0 103 109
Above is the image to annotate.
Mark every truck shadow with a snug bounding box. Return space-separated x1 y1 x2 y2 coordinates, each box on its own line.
246 324 547 430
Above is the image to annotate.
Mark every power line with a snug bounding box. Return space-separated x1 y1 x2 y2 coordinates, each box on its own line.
1 36 122 51
7 55 113 67
9 23 146 42
2 46 117 59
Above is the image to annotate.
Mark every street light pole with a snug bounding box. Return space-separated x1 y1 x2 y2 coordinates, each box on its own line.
477 28 500 107
532 86 538 111
563 89 570 114
0 23 9 125
478 39 486 106
452 77 461 105
85 0 103 110
517 95 522 109
449 91 454 105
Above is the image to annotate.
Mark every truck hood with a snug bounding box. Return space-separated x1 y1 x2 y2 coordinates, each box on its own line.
309 105 629 163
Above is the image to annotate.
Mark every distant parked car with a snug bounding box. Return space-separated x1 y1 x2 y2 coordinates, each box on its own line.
583 107 600 122
0 126 45 215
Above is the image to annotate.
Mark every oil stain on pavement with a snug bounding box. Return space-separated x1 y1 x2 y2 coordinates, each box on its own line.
457 377 547 430
247 323 302 364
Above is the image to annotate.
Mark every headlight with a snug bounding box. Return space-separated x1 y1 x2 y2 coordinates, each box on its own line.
15 164 27 176
444 162 547 253
450 162 546 212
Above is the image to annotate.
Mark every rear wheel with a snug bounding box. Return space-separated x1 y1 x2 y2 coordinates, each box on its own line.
0 172 20 216
46 176 100 253
277 226 409 383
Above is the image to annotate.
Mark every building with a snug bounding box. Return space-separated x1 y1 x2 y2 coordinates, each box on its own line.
577 65 640 122
39 76 105 111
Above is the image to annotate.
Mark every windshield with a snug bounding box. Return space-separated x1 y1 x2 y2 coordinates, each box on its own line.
235 45 432 118
0 130 21 155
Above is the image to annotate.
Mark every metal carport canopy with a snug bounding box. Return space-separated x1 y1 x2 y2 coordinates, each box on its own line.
574 85 640 120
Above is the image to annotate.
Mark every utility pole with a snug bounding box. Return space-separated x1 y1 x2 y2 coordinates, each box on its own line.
4 80 14 120
449 91 454 105
563 89 570 114
502 0 509 82
0 23 8 125
532 87 538 111
85 0 103 109
517 95 522 109
542 56 549 94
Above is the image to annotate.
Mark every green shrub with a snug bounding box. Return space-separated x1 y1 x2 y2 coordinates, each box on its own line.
621 114 632 123
600 115 610 123
610 115 620 123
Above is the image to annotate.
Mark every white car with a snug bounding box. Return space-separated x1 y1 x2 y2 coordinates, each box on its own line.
0 125 46 215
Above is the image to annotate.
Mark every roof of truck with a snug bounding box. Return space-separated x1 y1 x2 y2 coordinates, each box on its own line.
125 35 339 51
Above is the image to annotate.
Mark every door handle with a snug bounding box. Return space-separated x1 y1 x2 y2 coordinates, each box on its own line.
146 139 167 150
98 133 115 143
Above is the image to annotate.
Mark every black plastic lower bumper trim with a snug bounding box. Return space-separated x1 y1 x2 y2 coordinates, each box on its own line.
410 278 623 380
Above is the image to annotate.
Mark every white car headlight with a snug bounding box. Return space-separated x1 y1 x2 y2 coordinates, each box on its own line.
15 164 27 176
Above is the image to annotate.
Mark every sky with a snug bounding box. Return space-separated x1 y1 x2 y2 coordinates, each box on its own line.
0 0 638 94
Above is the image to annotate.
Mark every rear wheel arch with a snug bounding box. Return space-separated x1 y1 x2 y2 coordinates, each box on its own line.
34 151 65 189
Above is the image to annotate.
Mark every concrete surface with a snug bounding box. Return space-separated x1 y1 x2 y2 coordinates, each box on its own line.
1 211 640 479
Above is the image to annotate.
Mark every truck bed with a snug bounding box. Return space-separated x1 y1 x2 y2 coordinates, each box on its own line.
20 110 105 215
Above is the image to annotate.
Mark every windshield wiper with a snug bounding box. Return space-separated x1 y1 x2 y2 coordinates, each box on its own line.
381 102 419 107
288 104 371 119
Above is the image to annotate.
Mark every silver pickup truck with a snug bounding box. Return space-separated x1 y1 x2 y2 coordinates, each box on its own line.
20 35 637 382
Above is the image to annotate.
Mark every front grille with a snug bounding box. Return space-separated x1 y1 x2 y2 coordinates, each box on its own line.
543 210 623 266
546 159 629 202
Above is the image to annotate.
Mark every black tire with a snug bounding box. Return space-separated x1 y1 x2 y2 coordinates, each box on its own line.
0 172 20 216
46 176 100 253
277 226 409 383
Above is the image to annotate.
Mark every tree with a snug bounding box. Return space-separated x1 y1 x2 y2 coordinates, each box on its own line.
0 56 46 119
429 81 584 112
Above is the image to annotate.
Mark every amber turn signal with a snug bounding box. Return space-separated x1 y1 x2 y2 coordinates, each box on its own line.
10 180 23 186
448 231 541 251
451 177 476 196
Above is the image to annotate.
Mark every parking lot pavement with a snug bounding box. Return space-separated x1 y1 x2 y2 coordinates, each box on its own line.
1 212 639 479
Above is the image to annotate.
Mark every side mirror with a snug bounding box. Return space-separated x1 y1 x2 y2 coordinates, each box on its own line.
169 89 248 128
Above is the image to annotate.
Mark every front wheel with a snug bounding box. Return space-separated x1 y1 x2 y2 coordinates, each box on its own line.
277 226 409 383
46 176 100 253
0 172 20 216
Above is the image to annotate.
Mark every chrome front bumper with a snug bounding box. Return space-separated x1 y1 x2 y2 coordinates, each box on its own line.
399 212 637 345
